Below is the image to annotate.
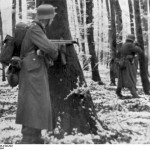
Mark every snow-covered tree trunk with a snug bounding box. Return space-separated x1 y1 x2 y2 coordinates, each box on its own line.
0 3 5 81
118 0 131 42
0 0 13 81
128 0 135 34
115 0 123 51
12 0 16 36
110 0 117 59
0 0 13 38
21 0 27 22
148 0 150 65
86 0 104 85
16 0 21 23
36 0 101 135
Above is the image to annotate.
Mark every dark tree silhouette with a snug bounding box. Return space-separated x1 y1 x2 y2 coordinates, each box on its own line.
0 11 6 81
86 0 104 85
133 0 150 94
36 0 101 135
115 0 123 51
109 0 117 59
128 0 135 34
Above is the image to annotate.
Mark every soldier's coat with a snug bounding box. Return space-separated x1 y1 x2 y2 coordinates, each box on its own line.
16 20 58 130
118 41 142 89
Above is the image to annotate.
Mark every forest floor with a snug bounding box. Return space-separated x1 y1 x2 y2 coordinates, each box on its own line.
0 65 150 144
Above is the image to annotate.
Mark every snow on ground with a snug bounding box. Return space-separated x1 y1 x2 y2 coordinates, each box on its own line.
0 65 150 144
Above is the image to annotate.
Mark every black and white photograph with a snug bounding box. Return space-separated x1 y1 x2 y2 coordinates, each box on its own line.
0 0 150 148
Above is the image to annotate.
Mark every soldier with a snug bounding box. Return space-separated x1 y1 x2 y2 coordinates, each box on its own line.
116 34 142 98
16 4 60 144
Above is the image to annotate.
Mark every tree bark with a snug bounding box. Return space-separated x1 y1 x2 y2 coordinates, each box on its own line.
115 0 123 51
133 0 150 94
12 0 16 36
19 0 22 19
109 0 117 59
0 11 6 81
128 0 135 34
36 0 99 135
140 0 149 72
86 0 104 85
80 0 89 71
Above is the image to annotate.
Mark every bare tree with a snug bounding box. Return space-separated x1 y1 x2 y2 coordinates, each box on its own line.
36 0 101 135
109 0 117 59
133 0 150 94
0 10 6 81
128 0 135 34
86 0 104 85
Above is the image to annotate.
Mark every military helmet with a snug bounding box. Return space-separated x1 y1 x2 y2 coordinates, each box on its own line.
126 34 135 42
36 4 56 20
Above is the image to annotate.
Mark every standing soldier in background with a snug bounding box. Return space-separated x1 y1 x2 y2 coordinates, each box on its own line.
116 34 142 98
16 4 60 144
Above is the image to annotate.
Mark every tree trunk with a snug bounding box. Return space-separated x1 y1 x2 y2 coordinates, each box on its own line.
0 10 6 81
106 0 111 47
100 0 104 65
86 0 104 85
140 0 149 72
128 0 135 34
36 0 100 135
109 0 117 59
148 0 150 66
12 0 16 36
133 0 150 94
115 0 123 51
19 0 22 19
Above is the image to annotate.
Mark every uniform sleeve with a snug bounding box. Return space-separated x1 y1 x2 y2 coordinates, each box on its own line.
31 25 58 60
131 44 143 54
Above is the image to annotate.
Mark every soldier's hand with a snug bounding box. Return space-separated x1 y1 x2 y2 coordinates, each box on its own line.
57 43 66 54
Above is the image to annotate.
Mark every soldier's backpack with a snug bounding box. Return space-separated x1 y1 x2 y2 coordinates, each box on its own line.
0 22 28 66
0 22 28 87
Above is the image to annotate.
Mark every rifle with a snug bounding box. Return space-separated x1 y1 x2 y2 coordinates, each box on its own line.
49 39 79 65
49 39 79 46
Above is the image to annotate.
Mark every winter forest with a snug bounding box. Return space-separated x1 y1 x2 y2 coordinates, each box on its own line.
1 0 150 145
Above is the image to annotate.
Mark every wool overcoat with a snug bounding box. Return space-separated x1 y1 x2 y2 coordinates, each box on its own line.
16 21 58 130
118 41 142 89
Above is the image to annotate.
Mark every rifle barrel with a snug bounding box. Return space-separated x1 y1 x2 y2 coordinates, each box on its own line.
50 40 79 45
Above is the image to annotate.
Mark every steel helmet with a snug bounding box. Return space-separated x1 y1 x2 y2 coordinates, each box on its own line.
126 34 135 42
36 4 56 20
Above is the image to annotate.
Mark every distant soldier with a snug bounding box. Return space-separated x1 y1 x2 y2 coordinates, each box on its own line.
16 4 60 144
116 34 142 98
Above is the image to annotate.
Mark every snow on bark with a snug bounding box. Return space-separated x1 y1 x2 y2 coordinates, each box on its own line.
118 0 131 42
21 0 27 23
0 0 13 37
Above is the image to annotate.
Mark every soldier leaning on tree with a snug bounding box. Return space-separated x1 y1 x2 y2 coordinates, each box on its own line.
15 4 63 144
116 34 143 99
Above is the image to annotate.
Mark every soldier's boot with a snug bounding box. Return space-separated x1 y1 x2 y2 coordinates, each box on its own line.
129 87 140 98
20 126 44 144
116 88 124 99
110 71 116 86
20 135 44 144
